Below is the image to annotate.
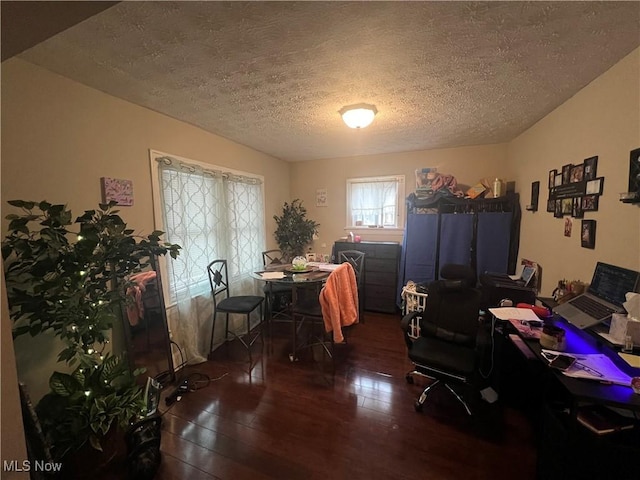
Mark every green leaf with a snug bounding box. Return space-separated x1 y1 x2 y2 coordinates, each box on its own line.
50 371 82 397
88 433 103 452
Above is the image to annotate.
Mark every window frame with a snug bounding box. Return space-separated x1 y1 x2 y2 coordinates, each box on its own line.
345 174 405 233
149 149 266 305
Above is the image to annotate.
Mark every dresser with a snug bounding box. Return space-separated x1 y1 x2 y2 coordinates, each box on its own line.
333 240 400 313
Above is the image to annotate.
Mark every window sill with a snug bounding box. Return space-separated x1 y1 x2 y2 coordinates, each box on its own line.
343 227 404 238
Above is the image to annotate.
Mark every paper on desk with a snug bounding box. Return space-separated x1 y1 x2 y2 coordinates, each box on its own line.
260 271 285 279
489 307 541 321
318 263 341 272
619 352 640 368
542 349 632 386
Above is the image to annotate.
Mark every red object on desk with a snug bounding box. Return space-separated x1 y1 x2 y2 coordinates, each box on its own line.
516 303 551 319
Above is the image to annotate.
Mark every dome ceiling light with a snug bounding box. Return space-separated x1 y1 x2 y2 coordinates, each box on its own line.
339 103 378 129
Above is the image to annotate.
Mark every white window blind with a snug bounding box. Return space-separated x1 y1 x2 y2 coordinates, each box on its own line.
156 156 265 302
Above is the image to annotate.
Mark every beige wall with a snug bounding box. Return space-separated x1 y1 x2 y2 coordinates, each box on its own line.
290 143 511 258
509 47 640 296
1 58 290 401
2 46 639 406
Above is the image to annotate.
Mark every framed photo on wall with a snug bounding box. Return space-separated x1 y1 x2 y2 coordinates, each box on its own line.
583 156 598 181
570 164 584 183
572 197 583 218
548 169 557 189
554 200 563 218
562 164 573 184
582 195 599 211
586 178 604 195
554 173 562 187
581 220 596 249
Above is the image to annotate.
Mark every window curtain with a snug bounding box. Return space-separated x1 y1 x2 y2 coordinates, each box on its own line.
158 157 265 364
350 180 398 226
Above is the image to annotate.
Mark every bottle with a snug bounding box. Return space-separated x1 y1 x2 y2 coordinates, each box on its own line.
493 178 502 198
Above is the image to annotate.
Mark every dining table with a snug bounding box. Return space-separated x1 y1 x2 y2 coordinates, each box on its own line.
251 262 335 360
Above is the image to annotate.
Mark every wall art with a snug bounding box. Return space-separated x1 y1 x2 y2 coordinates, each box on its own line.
547 155 603 216
100 177 133 206
581 220 596 249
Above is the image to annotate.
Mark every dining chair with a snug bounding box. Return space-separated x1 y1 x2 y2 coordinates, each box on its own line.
261 249 292 323
207 259 264 364
290 262 359 375
338 250 366 323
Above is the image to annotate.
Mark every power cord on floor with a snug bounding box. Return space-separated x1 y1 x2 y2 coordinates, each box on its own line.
158 371 229 416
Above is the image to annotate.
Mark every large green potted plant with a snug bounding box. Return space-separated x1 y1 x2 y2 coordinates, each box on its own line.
273 199 320 261
2 200 180 471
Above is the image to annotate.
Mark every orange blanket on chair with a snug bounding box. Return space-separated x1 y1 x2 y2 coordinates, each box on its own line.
319 262 359 343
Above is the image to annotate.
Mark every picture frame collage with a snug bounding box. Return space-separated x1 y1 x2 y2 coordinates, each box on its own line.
547 155 602 249
546 155 603 219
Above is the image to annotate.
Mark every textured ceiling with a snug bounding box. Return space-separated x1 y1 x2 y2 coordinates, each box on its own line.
16 1 640 162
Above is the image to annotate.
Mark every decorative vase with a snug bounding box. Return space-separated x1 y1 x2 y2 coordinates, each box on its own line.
291 256 307 270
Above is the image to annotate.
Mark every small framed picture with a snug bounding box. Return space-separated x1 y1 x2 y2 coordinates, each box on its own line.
564 217 572 237
316 188 328 207
572 197 583 218
570 164 584 183
547 198 555 212
581 220 596 249
100 177 133 206
554 174 562 187
548 169 557 189
554 200 563 218
583 156 598 181
582 195 599 211
562 164 573 184
586 177 603 195
561 198 572 215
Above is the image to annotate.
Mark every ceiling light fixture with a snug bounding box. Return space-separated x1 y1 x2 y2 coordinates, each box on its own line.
339 103 378 129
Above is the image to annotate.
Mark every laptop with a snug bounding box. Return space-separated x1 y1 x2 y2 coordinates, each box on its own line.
508 265 537 287
553 262 640 329
485 264 536 287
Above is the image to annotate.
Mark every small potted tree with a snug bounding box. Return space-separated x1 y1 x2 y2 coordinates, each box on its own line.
273 199 319 261
2 200 180 475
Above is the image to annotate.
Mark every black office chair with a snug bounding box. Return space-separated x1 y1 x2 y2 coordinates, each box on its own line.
261 249 292 323
401 264 482 415
338 250 365 323
207 259 264 364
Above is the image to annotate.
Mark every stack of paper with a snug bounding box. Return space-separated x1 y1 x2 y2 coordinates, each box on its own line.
489 307 541 322
260 271 285 280
318 263 341 272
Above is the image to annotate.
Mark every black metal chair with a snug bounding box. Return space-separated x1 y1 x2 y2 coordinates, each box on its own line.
401 264 482 415
290 263 359 375
338 250 365 323
261 249 292 323
207 259 264 364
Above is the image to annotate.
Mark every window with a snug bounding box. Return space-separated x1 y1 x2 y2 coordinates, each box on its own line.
150 151 265 302
346 175 405 229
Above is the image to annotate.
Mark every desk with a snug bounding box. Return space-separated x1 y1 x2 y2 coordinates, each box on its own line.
252 265 330 360
503 314 640 479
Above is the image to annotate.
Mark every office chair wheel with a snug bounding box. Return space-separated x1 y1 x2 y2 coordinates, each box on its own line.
414 400 423 412
405 374 414 384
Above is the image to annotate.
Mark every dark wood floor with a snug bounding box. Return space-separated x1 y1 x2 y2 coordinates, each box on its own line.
142 312 537 479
